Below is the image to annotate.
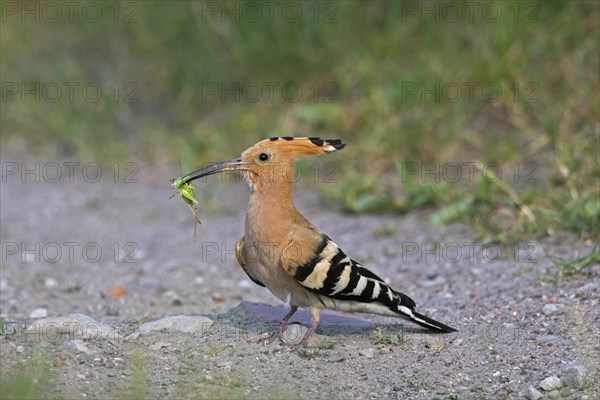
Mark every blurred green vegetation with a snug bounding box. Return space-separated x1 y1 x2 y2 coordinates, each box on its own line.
0 347 53 400
1 1 598 244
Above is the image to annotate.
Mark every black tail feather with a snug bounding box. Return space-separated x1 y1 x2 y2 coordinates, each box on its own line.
392 304 457 333
408 310 457 333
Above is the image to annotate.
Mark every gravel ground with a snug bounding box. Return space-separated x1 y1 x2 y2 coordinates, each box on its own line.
1 151 598 399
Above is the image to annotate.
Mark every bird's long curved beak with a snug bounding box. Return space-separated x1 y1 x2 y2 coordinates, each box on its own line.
180 158 252 184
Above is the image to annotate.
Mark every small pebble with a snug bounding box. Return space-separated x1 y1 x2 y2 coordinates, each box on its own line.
547 390 560 399
559 387 573 397
575 282 598 295
542 304 564 316
328 354 346 363
560 362 588 389
283 324 319 346
238 279 252 288
70 340 93 355
103 284 127 298
149 341 171 351
536 335 560 343
211 293 225 302
163 290 182 305
44 278 57 288
540 376 562 391
358 348 375 358
523 386 542 400
194 276 205 285
29 308 48 319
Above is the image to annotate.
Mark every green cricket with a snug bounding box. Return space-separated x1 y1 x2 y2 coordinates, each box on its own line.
170 177 202 237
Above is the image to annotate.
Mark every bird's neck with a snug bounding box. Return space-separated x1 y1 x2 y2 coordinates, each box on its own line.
246 179 303 243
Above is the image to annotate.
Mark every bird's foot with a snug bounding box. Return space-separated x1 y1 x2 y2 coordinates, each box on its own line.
245 332 271 343
245 328 285 345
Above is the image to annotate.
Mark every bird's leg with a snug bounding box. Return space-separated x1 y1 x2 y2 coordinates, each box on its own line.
268 305 298 343
299 308 321 348
246 306 299 344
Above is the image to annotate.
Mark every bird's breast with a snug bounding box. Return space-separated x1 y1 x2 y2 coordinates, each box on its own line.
243 230 318 308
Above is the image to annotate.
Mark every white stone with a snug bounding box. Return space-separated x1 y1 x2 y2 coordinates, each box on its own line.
27 314 122 340
44 278 58 288
149 341 171 351
136 316 214 335
540 376 562 391
524 386 542 400
542 304 564 316
282 323 308 345
29 308 48 319
359 348 375 358
70 339 93 355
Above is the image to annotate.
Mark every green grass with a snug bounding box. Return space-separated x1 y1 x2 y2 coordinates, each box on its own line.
0 346 244 400
1 1 598 245
122 352 150 400
296 341 337 357
0 317 17 339
371 327 406 345
547 243 600 280
0 348 53 400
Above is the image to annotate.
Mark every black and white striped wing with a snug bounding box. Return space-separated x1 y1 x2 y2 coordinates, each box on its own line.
290 235 416 309
285 234 457 333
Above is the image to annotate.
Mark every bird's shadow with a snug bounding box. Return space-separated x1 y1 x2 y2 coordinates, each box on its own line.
212 301 442 340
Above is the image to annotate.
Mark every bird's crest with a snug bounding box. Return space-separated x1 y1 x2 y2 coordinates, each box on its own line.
256 136 345 159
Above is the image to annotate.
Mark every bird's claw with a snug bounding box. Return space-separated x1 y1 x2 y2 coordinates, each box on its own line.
245 332 270 343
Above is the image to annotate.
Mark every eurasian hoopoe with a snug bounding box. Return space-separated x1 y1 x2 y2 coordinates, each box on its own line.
182 137 456 346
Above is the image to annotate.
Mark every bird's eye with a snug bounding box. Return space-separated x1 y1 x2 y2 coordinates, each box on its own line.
259 152 270 161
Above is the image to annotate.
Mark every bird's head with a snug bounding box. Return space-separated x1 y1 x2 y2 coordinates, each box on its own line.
181 137 345 191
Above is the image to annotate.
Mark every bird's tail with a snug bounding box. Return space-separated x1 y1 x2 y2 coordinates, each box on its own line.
396 305 457 333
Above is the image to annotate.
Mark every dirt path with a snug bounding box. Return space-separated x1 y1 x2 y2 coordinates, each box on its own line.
1 154 598 399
